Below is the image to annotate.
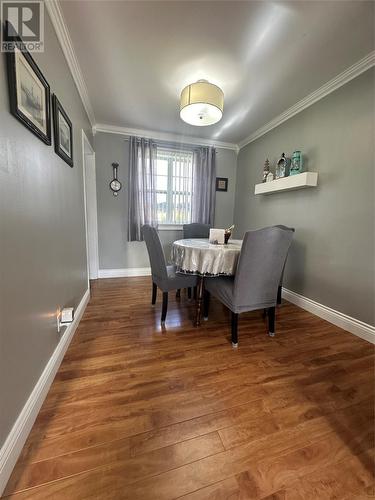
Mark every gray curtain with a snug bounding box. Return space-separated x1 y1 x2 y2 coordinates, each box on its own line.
128 136 158 241
191 146 216 225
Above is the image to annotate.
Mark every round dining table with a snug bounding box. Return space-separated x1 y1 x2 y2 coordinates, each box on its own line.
171 238 242 326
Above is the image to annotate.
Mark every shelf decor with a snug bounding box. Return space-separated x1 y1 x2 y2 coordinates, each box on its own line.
254 172 318 195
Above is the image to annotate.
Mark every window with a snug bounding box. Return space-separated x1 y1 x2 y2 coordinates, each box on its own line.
156 148 193 225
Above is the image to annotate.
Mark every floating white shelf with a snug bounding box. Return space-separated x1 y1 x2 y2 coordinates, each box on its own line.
254 172 318 195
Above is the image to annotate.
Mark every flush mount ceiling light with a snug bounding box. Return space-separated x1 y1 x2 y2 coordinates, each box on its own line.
180 80 224 126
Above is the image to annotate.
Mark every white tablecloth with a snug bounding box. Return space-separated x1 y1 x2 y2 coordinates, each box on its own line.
171 238 242 276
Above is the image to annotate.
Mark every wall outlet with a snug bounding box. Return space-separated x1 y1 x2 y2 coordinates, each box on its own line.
57 307 74 333
61 307 74 323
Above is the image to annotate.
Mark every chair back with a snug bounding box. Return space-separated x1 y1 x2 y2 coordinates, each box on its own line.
233 226 294 309
183 223 210 239
142 225 168 281
274 225 295 284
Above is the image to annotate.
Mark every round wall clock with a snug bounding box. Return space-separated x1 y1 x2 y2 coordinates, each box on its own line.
109 162 122 196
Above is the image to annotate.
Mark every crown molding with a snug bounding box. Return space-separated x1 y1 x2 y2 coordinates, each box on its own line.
93 123 240 152
45 0 96 127
238 50 375 150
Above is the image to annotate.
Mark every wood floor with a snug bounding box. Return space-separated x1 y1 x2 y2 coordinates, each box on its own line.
3 277 374 499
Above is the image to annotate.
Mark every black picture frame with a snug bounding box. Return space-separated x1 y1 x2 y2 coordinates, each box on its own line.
216 177 228 192
52 94 73 167
5 21 51 145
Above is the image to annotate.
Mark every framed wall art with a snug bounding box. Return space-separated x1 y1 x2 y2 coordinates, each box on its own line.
216 177 228 192
52 94 73 167
5 21 51 145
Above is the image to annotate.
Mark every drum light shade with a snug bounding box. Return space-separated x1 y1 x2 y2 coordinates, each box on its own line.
180 80 224 126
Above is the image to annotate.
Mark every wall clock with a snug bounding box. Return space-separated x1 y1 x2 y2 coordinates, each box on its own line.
109 162 122 196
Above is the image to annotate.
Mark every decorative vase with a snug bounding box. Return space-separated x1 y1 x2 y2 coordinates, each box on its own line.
276 153 290 178
290 150 303 175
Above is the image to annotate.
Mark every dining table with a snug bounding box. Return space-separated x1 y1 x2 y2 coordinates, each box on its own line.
171 238 242 326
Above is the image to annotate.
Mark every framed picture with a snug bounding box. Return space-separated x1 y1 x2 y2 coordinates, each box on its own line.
216 177 228 192
5 21 51 145
52 94 73 167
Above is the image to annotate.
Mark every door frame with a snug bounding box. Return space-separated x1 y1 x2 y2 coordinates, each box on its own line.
82 129 99 283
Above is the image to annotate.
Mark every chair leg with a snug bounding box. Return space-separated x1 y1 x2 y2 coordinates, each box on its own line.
268 306 275 337
194 286 197 300
231 312 238 347
203 290 210 320
187 287 192 300
161 292 168 324
152 282 157 305
277 285 282 305
176 289 181 299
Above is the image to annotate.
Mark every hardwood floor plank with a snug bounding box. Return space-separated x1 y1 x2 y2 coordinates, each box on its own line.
4 432 223 496
3 277 374 500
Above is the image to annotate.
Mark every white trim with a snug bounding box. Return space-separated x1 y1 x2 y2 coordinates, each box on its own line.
93 123 239 152
282 288 375 345
239 51 375 150
98 268 151 278
82 130 99 281
0 288 90 496
45 0 96 126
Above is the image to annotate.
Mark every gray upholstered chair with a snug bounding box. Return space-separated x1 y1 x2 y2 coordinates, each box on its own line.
142 225 197 324
183 223 210 239
274 225 295 304
204 226 294 347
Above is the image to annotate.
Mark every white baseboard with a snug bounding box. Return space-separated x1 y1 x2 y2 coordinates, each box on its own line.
0 288 90 496
282 288 375 344
98 267 151 278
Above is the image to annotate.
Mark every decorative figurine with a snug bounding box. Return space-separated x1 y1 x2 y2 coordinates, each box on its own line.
290 150 304 175
266 172 274 182
276 153 290 179
262 158 270 183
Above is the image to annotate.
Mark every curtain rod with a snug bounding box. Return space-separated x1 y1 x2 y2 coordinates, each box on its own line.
122 136 219 152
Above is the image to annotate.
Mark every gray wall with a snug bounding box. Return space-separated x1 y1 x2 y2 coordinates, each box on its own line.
94 132 237 269
0 11 93 446
234 68 374 326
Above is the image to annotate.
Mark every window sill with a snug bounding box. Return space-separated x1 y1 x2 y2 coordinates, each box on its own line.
158 224 184 231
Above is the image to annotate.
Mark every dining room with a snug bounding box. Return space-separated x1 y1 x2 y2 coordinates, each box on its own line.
0 1 374 498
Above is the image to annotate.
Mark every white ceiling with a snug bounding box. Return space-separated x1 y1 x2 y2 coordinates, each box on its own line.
60 0 374 145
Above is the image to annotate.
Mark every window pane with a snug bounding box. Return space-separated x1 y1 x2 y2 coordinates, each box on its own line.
156 149 193 225
156 159 168 176
156 192 167 223
156 175 168 191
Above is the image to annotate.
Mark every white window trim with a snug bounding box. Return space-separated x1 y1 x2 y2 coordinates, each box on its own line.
158 224 184 231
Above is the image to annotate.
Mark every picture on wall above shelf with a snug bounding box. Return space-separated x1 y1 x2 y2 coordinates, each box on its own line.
254 172 318 195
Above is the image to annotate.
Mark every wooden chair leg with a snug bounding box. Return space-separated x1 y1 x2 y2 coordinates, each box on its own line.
268 306 275 337
187 287 192 300
231 312 238 347
176 289 181 299
152 282 157 305
203 290 210 319
277 285 282 305
161 292 168 324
